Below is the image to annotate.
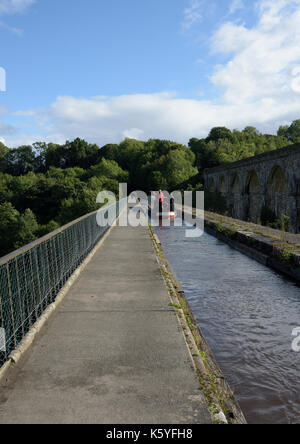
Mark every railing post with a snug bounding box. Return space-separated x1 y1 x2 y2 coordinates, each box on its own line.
22 255 31 330
29 250 38 322
44 240 52 305
0 270 7 364
33 248 43 314
14 258 25 338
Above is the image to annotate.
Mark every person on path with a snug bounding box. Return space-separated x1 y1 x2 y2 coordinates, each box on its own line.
158 190 164 214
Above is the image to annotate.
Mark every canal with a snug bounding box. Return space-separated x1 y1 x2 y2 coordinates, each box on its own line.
155 219 300 424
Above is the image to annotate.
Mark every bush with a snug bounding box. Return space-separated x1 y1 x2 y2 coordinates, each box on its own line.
275 214 290 232
261 206 290 232
261 206 277 226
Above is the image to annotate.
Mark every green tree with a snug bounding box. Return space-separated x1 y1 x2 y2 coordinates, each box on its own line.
277 125 289 138
0 202 21 256
15 209 39 249
2 146 36 176
189 138 219 170
243 126 261 136
0 142 9 172
164 149 198 190
0 173 13 204
89 158 129 182
207 127 233 143
99 144 120 162
58 188 101 225
287 119 300 143
277 120 300 143
117 138 145 173
37 220 60 238
43 143 64 169
62 138 100 169
148 171 168 190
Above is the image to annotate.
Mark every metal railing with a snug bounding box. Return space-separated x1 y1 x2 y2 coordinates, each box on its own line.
0 200 126 368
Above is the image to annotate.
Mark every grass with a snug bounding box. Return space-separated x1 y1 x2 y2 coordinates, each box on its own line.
200 351 207 362
169 302 182 310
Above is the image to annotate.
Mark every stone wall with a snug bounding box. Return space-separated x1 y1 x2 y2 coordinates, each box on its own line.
203 144 300 233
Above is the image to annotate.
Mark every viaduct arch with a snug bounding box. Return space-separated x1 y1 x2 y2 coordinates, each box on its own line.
203 144 300 233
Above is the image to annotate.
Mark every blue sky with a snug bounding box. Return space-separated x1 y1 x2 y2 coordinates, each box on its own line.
1 0 300 147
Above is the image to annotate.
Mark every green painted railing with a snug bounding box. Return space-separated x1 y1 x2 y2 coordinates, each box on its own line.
0 200 126 368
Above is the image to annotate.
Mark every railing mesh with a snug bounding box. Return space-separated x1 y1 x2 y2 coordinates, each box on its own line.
0 200 126 368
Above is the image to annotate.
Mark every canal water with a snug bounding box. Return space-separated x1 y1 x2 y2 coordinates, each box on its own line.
155 219 300 424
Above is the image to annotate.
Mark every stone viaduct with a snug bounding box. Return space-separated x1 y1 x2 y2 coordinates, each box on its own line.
203 144 300 233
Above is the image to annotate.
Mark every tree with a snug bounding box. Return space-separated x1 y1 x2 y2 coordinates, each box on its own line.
277 125 289 138
287 119 300 143
46 166 85 181
15 209 39 249
243 126 261 136
62 138 100 169
89 158 129 182
32 142 48 172
206 127 233 143
117 138 145 173
0 202 21 256
43 143 64 169
0 142 9 172
163 149 198 190
37 220 60 238
277 120 300 143
99 144 120 162
2 146 36 176
0 173 13 204
58 188 100 225
148 171 168 191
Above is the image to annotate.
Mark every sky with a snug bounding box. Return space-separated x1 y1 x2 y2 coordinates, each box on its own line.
1 0 300 147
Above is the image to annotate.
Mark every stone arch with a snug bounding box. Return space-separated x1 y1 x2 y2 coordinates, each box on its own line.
218 176 227 195
208 177 216 192
231 174 241 194
229 174 241 218
245 170 261 222
266 166 289 218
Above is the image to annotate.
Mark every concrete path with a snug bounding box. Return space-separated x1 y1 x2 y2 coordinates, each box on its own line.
0 223 211 424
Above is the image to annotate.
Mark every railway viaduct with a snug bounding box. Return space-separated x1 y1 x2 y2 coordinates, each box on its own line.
203 144 300 233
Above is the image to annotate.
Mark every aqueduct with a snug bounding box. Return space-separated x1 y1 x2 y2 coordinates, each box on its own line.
203 144 300 233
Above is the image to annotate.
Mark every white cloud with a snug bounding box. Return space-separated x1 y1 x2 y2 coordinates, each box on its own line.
0 105 8 115
12 109 35 116
0 0 35 16
229 0 244 15
123 128 144 139
0 0 35 34
182 0 203 30
0 121 17 138
4 132 65 147
0 106 16 137
0 19 22 33
3 88 299 147
211 0 300 104
46 92 300 143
